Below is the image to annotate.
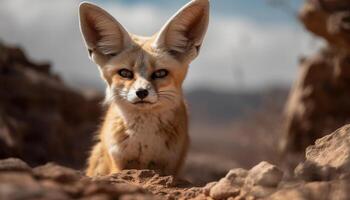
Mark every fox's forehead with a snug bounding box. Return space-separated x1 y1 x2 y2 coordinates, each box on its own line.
131 34 154 46
132 48 155 76
130 37 157 74
107 34 176 73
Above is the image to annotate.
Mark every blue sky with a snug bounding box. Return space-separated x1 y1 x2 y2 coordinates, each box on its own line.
95 0 303 24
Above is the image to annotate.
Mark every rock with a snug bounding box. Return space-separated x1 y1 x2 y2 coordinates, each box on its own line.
209 168 248 199
33 163 83 183
295 125 350 181
282 47 350 154
0 158 206 200
320 0 350 12
0 158 31 172
306 125 350 170
294 161 337 181
83 182 143 198
209 178 240 199
208 163 282 200
0 171 72 200
119 194 157 200
203 182 217 196
300 0 350 51
245 161 283 188
226 168 249 186
240 162 283 199
282 0 350 156
0 41 103 169
269 180 350 200
96 170 199 200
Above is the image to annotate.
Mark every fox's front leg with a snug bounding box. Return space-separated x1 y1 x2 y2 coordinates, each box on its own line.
107 143 128 172
86 142 121 176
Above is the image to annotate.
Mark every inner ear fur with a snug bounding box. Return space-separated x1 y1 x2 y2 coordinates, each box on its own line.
79 2 132 57
153 0 210 61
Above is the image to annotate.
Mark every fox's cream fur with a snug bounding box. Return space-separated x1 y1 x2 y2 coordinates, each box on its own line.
79 0 209 176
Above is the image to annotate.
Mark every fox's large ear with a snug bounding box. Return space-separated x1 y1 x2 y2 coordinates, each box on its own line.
79 2 132 59
153 0 209 61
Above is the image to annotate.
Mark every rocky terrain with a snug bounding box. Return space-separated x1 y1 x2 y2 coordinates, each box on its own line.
0 38 290 186
2 0 350 199
2 124 350 199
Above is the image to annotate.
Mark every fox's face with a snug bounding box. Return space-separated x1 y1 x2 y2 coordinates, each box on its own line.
79 0 209 111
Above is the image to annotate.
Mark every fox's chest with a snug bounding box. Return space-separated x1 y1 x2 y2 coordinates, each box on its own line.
108 118 184 174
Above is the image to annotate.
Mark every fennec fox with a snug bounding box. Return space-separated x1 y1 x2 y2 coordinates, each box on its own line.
79 0 209 176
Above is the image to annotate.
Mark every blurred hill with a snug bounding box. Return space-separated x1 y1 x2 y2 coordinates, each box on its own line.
184 88 288 184
186 88 288 123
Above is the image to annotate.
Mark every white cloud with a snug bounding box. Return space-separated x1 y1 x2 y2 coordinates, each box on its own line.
0 0 322 91
193 17 322 91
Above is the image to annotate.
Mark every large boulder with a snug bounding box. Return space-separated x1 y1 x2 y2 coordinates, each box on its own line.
282 0 350 155
272 124 350 200
283 48 350 153
0 41 102 168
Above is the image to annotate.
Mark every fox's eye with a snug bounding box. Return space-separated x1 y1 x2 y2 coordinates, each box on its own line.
108 53 117 57
118 69 134 79
152 69 169 80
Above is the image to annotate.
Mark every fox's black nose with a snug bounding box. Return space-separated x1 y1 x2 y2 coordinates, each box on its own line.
136 89 149 100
